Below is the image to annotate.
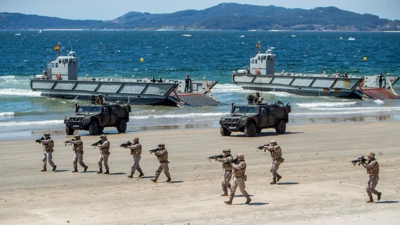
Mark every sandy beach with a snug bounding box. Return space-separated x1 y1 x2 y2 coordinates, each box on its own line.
0 121 399 224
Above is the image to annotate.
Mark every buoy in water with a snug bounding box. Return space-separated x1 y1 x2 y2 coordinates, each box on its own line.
363 57 367 61
140 58 144 63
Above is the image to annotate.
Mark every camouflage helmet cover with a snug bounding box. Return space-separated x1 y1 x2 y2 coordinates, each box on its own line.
100 134 107 140
133 137 139 143
74 134 81 139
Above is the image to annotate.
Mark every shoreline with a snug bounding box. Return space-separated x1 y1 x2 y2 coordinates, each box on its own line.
1 121 399 224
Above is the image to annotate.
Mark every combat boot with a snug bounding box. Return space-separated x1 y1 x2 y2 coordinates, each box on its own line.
277 174 282 182
151 178 158 183
41 167 47 172
221 193 228 196
166 177 171 182
245 198 252 204
103 170 110 174
72 167 78 173
224 200 232 205
127 172 134 178
366 196 374 203
52 166 57 171
139 172 144 177
377 192 382 201
270 178 276 185
84 166 88 172
97 169 103 174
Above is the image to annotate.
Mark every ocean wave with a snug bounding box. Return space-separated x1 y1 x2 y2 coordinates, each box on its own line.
296 101 357 108
0 120 63 127
0 112 14 117
0 88 41 97
0 75 16 81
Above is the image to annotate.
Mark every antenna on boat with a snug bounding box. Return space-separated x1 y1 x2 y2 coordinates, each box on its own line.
54 42 62 56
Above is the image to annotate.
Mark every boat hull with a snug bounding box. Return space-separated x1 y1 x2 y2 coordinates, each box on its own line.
233 74 364 98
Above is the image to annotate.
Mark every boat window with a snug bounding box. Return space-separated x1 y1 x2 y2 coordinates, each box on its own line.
55 63 58 68
255 59 257 64
258 56 260 60
251 59 254 64
262 56 266 60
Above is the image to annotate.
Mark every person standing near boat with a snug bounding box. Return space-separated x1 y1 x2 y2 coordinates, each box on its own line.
184 74 192 93
379 73 385 88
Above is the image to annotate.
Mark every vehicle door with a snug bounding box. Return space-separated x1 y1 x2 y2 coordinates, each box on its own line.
102 106 111 125
109 106 117 125
259 106 269 128
267 105 277 127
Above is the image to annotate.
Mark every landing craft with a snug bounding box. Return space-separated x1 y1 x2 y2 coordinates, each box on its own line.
30 43 221 107
232 42 399 100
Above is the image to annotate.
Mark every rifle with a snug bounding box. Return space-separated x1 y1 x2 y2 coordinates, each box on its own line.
207 154 224 162
64 138 76 146
35 136 45 143
351 156 367 166
149 148 159 154
228 157 238 164
91 140 103 148
120 141 133 148
257 143 269 150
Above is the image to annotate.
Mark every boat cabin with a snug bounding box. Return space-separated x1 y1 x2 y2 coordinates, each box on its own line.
37 51 78 80
245 49 276 75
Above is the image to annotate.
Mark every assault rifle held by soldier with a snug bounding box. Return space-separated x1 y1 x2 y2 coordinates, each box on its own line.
351 156 367 166
149 148 159 154
35 136 45 143
120 141 132 148
91 140 103 148
257 143 270 150
64 138 76 146
207 154 224 162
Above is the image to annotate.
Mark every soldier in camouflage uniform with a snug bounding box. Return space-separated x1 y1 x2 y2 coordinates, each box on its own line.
151 144 171 183
361 152 382 203
224 153 251 205
65 134 88 173
262 140 283 184
124 137 144 178
96 134 110 174
217 149 233 196
37 132 57 172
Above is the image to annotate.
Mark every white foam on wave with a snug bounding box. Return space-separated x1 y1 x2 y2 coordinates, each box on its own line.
0 88 41 97
0 120 63 127
297 101 357 108
132 112 224 120
212 83 244 93
0 75 17 81
0 112 15 117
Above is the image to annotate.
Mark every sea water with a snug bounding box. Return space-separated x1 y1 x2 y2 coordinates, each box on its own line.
0 30 399 140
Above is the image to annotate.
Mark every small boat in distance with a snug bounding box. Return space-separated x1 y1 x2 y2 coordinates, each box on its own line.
182 34 192 37
348 37 356 41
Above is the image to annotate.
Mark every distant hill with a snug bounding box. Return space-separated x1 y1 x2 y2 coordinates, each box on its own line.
1 3 399 31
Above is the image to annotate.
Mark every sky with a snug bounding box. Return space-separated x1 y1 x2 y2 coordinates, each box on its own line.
1 0 399 21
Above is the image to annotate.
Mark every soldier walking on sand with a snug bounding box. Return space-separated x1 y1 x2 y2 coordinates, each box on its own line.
216 149 233 196
65 134 88 173
360 152 382 203
124 137 144 178
151 144 171 183
224 153 251 205
37 132 57 172
262 140 284 184
96 134 110 174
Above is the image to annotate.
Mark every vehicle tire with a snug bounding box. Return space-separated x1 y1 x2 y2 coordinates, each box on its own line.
98 126 104 134
220 126 231 136
275 120 286 134
244 123 256 137
89 121 99 135
117 119 127 133
65 126 74 135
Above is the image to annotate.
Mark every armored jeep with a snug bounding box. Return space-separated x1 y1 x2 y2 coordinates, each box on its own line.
219 101 291 137
64 102 131 135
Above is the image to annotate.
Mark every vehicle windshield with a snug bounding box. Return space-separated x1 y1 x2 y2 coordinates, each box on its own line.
77 106 101 113
234 106 258 114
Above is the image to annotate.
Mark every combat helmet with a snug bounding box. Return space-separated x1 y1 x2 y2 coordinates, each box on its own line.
222 148 231 153
158 143 165 147
100 134 107 140
133 137 139 143
270 140 277 145
44 132 50 136
74 134 81 140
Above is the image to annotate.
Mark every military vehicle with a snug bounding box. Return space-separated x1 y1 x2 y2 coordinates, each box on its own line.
64 102 131 135
219 101 291 137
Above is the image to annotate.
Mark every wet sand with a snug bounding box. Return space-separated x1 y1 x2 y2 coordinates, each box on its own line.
0 121 399 224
